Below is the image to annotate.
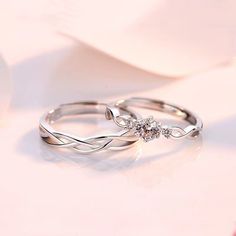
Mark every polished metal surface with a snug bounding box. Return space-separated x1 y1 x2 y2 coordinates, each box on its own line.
40 98 203 153
108 97 203 141
39 101 139 153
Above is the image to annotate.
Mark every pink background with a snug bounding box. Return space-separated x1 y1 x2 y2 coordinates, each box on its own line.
0 1 236 235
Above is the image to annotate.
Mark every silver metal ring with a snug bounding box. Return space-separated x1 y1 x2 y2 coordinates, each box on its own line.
108 97 203 142
39 101 139 153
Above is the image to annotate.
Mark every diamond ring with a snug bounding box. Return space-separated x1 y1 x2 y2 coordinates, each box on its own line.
107 97 203 142
39 98 203 154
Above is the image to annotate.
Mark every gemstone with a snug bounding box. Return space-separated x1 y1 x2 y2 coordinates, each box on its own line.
132 117 161 142
162 126 172 138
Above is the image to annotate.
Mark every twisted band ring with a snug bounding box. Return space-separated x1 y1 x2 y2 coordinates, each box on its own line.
39 98 203 153
39 101 139 154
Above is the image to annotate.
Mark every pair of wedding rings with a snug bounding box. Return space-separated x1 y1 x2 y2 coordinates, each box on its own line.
39 97 203 154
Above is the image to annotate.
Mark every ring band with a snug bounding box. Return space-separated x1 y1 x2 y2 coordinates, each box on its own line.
39 98 203 154
107 97 203 142
39 101 139 153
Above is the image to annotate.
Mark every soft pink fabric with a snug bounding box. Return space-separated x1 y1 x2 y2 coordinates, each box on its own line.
53 0 236 76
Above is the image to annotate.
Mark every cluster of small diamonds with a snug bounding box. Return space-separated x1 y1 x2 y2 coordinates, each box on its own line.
125 117 172 142
161 126 172 139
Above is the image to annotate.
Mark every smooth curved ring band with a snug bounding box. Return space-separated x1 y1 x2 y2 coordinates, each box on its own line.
107 97 203 142
39 101 139 153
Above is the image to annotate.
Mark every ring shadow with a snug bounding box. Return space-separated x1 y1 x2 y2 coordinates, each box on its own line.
204 116 236 149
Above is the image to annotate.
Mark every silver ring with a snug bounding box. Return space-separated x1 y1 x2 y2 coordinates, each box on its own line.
107 97 203 142
39 101 139 154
